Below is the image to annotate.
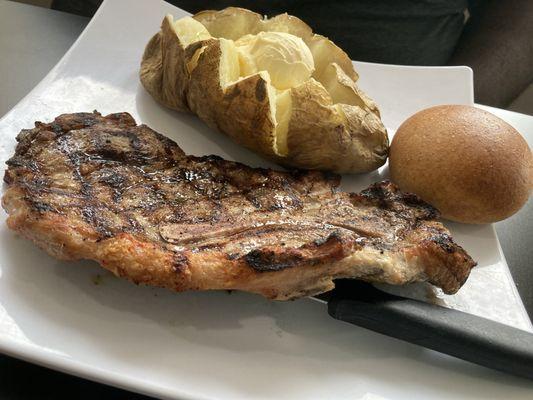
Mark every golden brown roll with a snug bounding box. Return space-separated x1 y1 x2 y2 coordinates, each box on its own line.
389 105 532 224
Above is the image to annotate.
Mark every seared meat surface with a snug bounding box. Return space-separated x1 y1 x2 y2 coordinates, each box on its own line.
2 112 475 299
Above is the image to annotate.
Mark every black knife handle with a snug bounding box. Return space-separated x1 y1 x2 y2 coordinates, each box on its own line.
328 291 533 380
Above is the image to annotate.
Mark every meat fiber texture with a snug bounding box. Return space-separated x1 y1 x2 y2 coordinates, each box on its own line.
2 112 475 300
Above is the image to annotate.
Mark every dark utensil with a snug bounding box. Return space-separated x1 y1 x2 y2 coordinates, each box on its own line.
325 279 533 380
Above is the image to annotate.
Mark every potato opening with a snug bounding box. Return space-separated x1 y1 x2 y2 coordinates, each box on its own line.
172 16 211 47
306 35 358 82
274 89 292 156
170 11 377 158
317 63 367 108
193 9 261 40
218 38 240 88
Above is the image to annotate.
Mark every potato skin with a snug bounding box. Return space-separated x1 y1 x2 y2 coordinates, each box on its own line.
140 10 389 173
186 40 277 157
140 16 190 111
284 80 388 173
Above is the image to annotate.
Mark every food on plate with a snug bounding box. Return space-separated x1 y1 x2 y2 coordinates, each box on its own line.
140 7 388 174
389 105 532 224
2 112 475 299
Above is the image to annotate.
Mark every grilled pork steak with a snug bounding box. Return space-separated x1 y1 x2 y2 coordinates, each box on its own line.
2 112 475 299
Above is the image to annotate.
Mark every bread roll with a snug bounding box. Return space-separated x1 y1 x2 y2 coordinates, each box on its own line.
389 105 532 224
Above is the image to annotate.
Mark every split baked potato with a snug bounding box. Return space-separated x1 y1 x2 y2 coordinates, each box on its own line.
140 7 388 173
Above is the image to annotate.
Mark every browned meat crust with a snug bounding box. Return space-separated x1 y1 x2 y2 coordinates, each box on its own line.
2 112 476 299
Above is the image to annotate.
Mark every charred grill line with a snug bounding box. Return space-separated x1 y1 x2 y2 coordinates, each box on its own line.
81 206 112 238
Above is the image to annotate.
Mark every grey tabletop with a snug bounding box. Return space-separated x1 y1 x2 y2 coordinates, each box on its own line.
0 0 531 398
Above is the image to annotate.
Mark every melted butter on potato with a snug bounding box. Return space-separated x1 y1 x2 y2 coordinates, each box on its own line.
235 32 314 90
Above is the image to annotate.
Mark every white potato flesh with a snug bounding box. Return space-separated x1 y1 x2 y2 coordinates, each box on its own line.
306 35 358 82
193 9 261 40
317 63 367 108
218 38 241 88
172 16 211 47
274 89 292 156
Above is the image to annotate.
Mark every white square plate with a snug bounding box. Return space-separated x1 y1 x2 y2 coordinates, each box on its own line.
0 1 531 399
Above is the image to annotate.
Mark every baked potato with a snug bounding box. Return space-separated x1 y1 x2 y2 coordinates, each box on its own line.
140 7 388 173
